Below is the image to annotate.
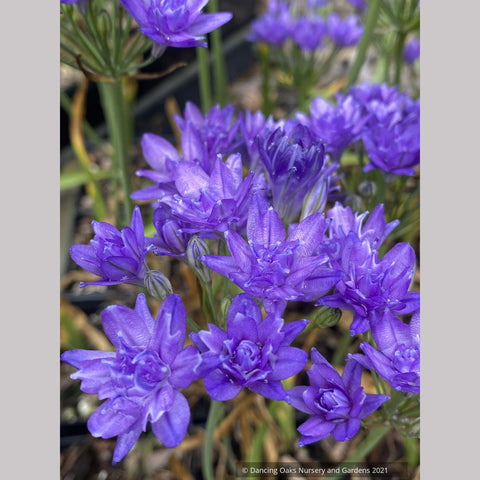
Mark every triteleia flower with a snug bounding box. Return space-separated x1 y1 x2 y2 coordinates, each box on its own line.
190 293 308 401
296 95 368 162
256 123 327 223
131 133 181 202
158 153 255 235
70 206 150 287
288 348 389 445
174 102 242 174
236 109 279 174
326 13 363 48
317 236 420 335
404 37 420 64
342 83 420 176
246 0 293 46
291 16 327 52
326 202 400 255
349 310 420 394
60 293 201 464
200 194 343 316
119 0 232 56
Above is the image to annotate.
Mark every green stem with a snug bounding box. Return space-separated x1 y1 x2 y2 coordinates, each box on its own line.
346 0 381 89
97 79 133 225
332 329 353 366
207 0 228 106
259 44 272 117
202 400 224 480
393 29 407 87
196 46 212 113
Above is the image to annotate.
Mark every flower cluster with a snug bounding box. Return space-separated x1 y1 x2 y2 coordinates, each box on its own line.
64 90 420 463
299 83 420 175
246 0 363 52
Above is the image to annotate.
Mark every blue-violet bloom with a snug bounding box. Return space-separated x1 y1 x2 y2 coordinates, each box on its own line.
158 153 255 235
119 0 232 56
403 37 420 65
256 123 327 224
349 310 420 394
60 293 201 463
70 206 150 287
190 293 308 401
327 13 363 48
288 348 389 445
200 194 343 316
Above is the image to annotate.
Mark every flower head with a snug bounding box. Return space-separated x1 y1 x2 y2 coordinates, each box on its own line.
158 153 255 235
70 206 150 287
61 293 201 463
256 123 327 223
291 16 327 52
200 194 343 316
246 0 293 46
288 348 389 445
296 95 367 162
404 37 420 65
119 0 232 53
327 13 363 48
190 293 308 401
174 102 242 174
349 310 420 394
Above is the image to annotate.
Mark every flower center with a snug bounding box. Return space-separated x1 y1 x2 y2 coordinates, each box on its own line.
232 340 261 373
393 344 419 373
315 388 351 420
133 350 171 391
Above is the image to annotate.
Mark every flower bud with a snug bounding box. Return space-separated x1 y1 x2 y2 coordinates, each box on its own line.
311 305 342 328
358 180 377 199
300 175 330 220
144 270 173 301
187 236 212 284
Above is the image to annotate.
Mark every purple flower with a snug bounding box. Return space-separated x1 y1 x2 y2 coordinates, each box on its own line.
131 133 181 202
158 153 255 235
317 236 420 336
256 123 327 223
149 204 192 257
237 109 279 173
246 0 293 46
349 310 420 394
119 0 232 54
403 37 420 64
70 206 150 287
326 202 400 255
327 13 363 48
190 293 308 401
288 348 389 445
291 16 327 52
200 194 343 316
296 95 367 162
60 293 201 463
174 102 242 174
342 83 420 175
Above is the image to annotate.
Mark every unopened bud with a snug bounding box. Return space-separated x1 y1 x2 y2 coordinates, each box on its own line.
358 180 377 198
187 236 212 284
311 305 342 328
144 270 173 301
